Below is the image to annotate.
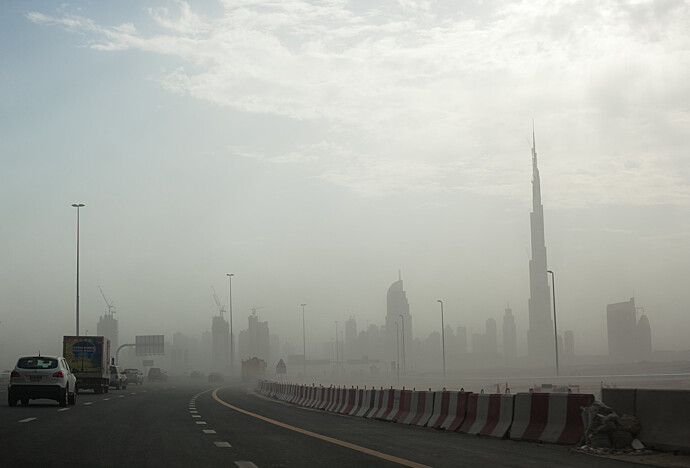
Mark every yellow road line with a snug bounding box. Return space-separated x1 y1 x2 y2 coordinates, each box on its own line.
212 388 431 468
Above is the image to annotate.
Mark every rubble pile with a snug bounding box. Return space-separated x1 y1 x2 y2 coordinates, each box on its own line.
579 401 648 454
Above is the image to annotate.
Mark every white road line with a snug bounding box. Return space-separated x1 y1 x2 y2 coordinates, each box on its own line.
192 415 201 418
103 398 110 401
189 410 198 413
18 418 36 423
119 395 125 398
203 429 216 434
235 462 258 468
84 402 93 405
57 408 70 412
130 392 137 395
195 421 207 425
214 442 232 448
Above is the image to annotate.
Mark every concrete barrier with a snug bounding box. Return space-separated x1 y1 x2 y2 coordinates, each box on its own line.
429 391 471 430
402 391 435 427
510 393 593 444
365 389 385 419
392 390 412 423
603 388 690 454
354 389 374 417
458 394 514 438
373 388 396 420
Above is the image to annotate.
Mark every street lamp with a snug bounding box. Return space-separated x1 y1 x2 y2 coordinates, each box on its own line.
437 300 446 378
301 303 307 376
226 273 234 376
395 321 400 385
71 203 85 336
547 270 560 377
399 314 406 375
334 321 339 372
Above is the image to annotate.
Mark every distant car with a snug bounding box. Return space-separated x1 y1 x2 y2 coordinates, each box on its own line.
148 367 167 382
208 372 224 383
190 370 203 379
0 369 11 386
123 368 144 386
8 356 77 407
109 365 128 390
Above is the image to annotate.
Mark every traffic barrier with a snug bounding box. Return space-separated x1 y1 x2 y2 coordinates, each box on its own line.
391 390 412 423
333 387 348 413
401 390 435 426
372 388 395 420
297 385 310 406
381 389 403 421
429 391 471 430
510 392 594 444
458 393 514 438
317 386 333 410
339 388 357 414
365 389 385 418
354 389 374 417
308 386 323 408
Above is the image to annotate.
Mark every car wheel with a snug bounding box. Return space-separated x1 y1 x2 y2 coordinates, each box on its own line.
59 387 67 407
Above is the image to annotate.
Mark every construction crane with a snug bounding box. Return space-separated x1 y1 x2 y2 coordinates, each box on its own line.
212 286 226 317
251 306 264 316
98 286 116 316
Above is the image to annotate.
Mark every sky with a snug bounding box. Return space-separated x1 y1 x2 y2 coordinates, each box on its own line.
1 0 689 362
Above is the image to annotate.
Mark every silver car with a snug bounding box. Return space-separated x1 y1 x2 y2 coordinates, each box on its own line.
8 356 77 407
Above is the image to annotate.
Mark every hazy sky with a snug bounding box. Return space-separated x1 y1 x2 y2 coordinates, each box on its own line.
1 0 689 360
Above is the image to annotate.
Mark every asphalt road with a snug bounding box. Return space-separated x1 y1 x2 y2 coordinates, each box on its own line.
0 378 650 467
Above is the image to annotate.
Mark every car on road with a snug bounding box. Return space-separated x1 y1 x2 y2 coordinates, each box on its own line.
109 365 128 390
148 367 167 382
8 356 77 407
123 368 144 386
190 370 203 379
208 372 224 383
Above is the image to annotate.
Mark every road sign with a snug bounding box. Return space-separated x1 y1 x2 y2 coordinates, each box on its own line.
136 335 165 355
276 358 286 375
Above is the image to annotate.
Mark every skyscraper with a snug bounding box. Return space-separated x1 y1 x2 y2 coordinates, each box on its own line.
527 126 554 360
502 307 517 360
385 273 412 365
211 315 229 371
607 298 637 362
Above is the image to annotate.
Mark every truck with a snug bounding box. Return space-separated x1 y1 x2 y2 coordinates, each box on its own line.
63 336 111 394
241 357 267 382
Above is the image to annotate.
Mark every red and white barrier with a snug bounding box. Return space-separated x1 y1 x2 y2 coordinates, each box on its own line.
429 391 471 430
401 391 435 426
372 389 395 420
339 388 357 414
458 393 514 438
391 390 412 423
353 389 374 417
365 389 385 418
510 393 594 444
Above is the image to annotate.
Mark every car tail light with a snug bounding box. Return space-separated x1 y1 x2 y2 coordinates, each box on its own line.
10 370 20 378
53 371 64 378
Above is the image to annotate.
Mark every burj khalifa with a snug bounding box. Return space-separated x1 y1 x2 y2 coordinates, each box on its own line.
527 126 554 360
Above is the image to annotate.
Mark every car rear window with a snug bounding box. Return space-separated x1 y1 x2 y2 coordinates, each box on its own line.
17 357 58 369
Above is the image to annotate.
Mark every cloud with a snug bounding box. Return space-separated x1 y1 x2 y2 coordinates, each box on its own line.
27 1 690 206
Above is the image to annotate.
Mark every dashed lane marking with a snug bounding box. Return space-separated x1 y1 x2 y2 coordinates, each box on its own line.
196 421 207 425
214 442 232 448
203 429 216 434
119 395 125 398
235 462 258 468
84 402 93 405
192 415 201 418
57 408 70 412
103 398 110 401
190 410 198 413
212 389 431 468
18 418 36 423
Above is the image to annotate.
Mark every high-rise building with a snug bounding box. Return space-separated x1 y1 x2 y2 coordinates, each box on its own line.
211 315 229 372
238 310 270 362
527 127 554 359
344 316 357 361
385 273 412 365
486 319 498 355
502 307 517 360
607 297 637 362
97 313 118 353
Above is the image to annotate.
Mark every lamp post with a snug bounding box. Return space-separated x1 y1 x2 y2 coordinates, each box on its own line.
334 321 339 372
395 321 400 385
547 270 560 377
301 303 307 376
437 300 446 378
226 273 234 376
71 203 85 336
399 314 406 375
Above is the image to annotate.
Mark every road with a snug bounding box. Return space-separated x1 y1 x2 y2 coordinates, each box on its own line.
0 378 647 467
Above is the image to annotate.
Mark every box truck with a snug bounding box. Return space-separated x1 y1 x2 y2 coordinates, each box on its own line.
63 336 110 394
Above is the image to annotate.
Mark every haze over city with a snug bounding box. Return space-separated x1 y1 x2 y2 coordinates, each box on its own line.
2 0 689 371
